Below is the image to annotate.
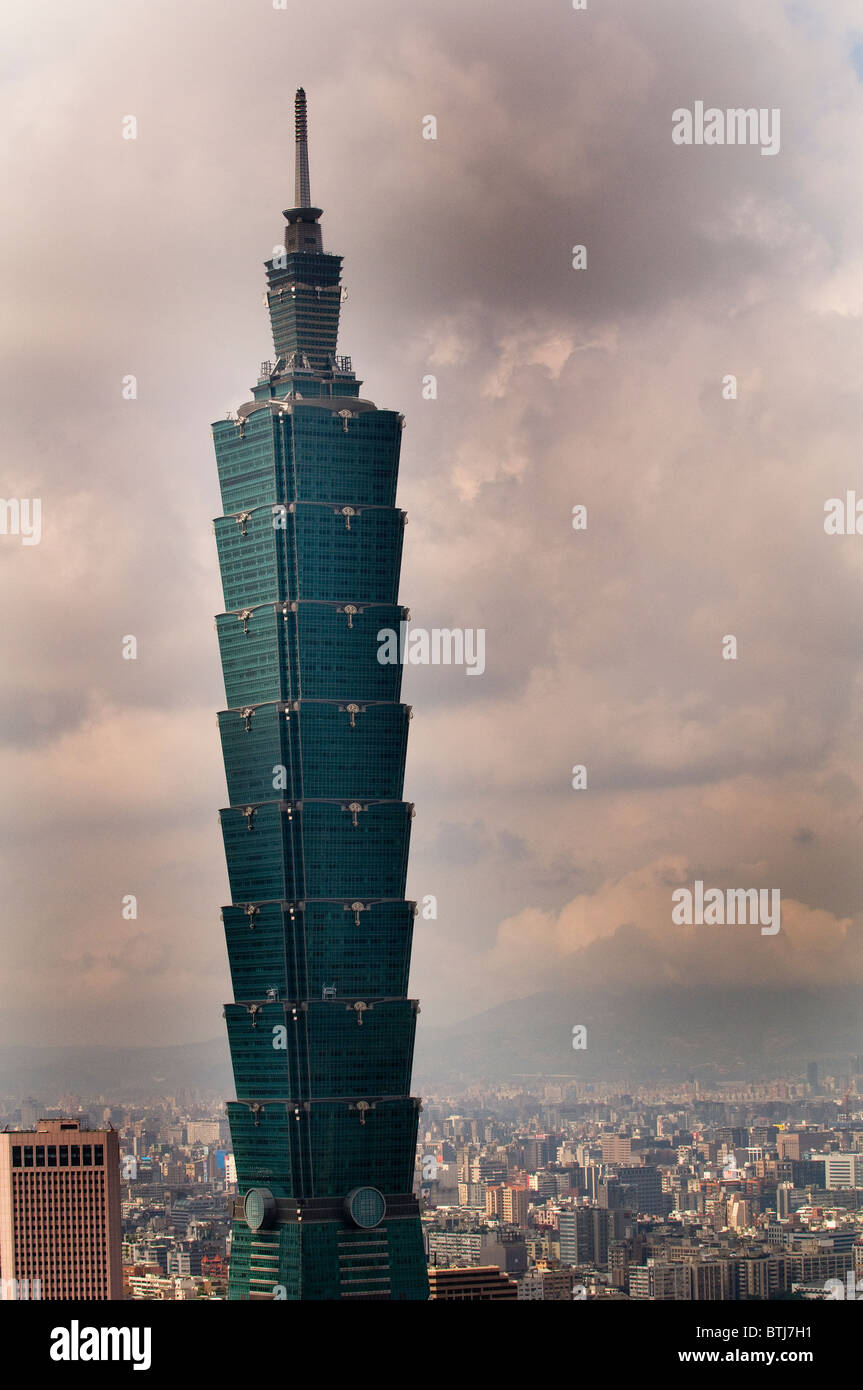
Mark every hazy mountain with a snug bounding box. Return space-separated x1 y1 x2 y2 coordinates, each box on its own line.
0 986 858 1103
411 986 863 1085
0 1039 233 1104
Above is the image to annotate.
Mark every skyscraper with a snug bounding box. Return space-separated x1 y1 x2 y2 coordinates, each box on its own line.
0 1119 122 1300
212 89 428 1301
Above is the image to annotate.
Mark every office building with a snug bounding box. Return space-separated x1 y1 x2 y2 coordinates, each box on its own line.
428 1266 518 1300
501 1186 530 1226
214 89 426 1300
517 1267 575 1300
559 1205 628 1267
630 1260 690 1300
823 1154 863 1190
614 1165 666 1216
0 1119 121 1300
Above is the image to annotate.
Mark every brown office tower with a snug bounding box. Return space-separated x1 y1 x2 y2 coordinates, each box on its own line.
0 1119 122 1300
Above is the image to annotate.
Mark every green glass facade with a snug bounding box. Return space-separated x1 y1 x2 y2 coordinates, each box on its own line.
212 91 427 1300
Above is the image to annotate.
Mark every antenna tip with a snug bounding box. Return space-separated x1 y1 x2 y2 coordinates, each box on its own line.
295 88 308 141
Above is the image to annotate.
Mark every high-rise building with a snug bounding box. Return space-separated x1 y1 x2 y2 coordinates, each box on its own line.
776 1182 806 1219
614 1164 666 1216
608 1239 630 1289
558 1209 589 1266
559 1205 628 1267
600 1135 632 1164
685 1260 725 1301
470 1157 508 1185
0 1119 122 1300
457 1181 488 1208
790 1158 826 1187
501 1185 531 1226
629 1260 690 1301
486 1185 505 1219
518 1137 550 1171
167 1250 204 1278
517 1267 575 1300
777 1132 801 1161
823 1154 863 1189
213 89 427 1301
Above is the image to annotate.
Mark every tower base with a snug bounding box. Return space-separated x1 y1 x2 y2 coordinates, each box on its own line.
227 1201 428 1300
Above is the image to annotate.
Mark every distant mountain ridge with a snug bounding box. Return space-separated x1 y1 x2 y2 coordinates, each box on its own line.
0 986 858 1101
411 985 863 1085
0 1039 233 1103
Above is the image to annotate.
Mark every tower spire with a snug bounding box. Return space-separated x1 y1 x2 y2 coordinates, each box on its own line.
295 87 311 208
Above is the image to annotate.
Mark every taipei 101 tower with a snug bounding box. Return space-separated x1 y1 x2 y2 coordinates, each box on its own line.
211 90 428 1300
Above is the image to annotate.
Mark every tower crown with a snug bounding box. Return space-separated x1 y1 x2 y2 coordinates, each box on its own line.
264 87 356 384
294 87 311 208
281 86 324 255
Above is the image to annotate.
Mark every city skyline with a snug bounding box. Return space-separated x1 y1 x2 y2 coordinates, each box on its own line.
1 1072 860 1305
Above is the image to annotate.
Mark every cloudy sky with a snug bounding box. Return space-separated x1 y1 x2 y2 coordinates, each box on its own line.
1 0 862 1051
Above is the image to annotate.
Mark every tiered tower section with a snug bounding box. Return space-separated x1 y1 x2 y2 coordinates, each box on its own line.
212 90 428 1301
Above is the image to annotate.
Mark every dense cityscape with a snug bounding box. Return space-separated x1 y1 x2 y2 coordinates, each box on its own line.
2 1062 860 1301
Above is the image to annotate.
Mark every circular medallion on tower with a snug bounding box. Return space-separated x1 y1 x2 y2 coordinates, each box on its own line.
344 1186 386 1229
244 1187 277 1231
